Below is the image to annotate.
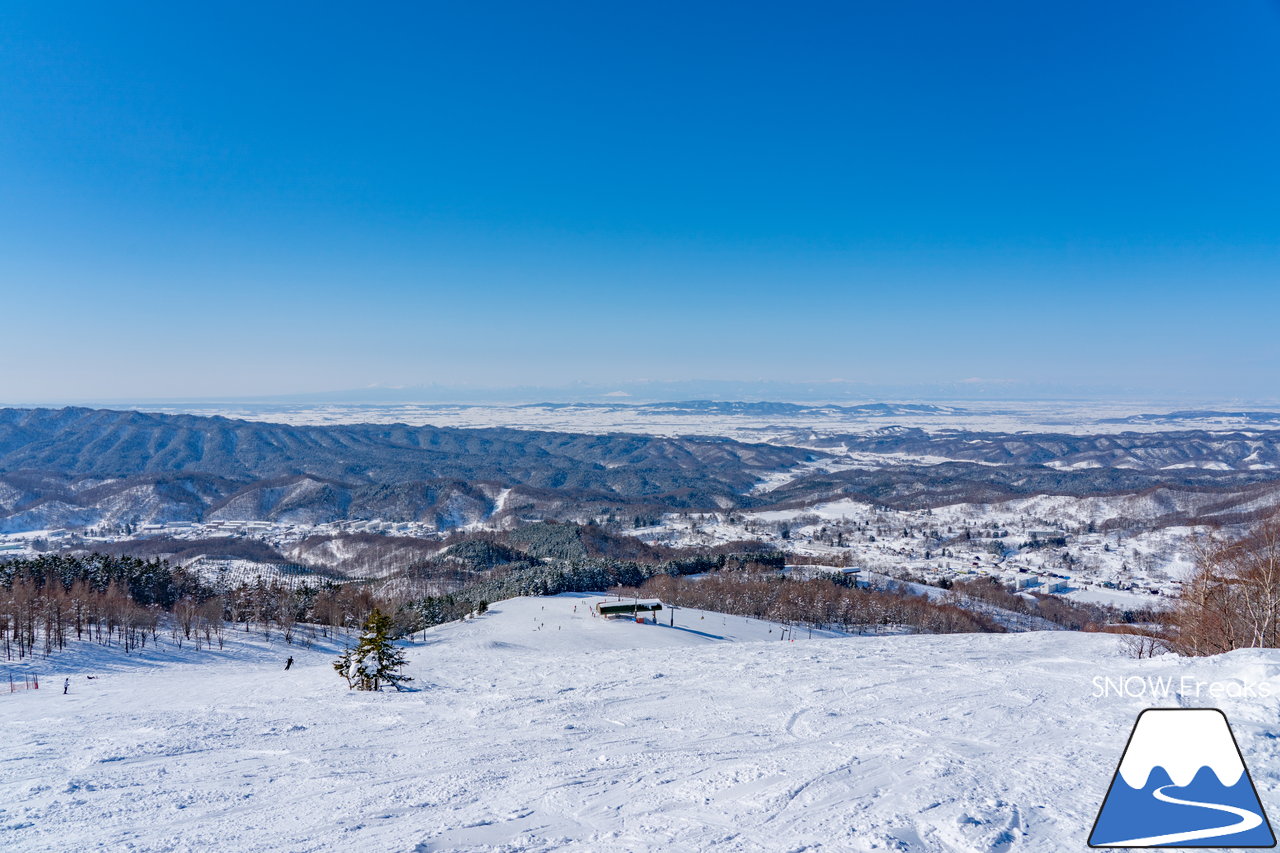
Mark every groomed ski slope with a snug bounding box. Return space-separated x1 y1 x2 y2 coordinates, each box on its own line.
2 592 1280 852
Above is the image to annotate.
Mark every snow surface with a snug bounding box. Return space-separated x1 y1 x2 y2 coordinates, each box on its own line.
4 594 1280 851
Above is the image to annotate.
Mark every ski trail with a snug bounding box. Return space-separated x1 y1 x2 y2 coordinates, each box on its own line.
1104 784 1263 847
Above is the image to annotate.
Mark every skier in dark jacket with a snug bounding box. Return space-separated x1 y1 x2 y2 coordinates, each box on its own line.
285 656 294 671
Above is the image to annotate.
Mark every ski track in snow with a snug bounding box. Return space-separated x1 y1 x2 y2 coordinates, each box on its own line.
2 593 1280 852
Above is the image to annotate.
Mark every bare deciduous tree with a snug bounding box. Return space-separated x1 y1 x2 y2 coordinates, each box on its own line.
1167 516 1280 655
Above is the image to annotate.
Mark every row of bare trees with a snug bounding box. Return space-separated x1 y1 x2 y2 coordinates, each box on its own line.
2 578 163 660
947 577 1141 631
0 575 407 661
616 572 1003 635
192 580 385 645
0 551 408 660
1159 516 1280 655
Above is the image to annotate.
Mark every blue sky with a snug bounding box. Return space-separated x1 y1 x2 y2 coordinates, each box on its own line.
2 1 1278 402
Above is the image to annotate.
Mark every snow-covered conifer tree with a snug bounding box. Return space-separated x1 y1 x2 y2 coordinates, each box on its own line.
332 608 412 691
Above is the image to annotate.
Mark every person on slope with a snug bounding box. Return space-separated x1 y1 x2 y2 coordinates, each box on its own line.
63 677 70 695
285 656 294 671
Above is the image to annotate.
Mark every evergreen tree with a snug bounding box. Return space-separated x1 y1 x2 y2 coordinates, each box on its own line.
333 608 412 691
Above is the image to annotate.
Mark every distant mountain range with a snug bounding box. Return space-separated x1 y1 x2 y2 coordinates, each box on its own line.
0 407 815 532
520 400 963 417
802 426 1280 470
1099 410 1280 425
2 407 1280 534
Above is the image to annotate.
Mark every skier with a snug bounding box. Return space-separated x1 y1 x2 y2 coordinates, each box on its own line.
63 677 70 695
284 656 294 671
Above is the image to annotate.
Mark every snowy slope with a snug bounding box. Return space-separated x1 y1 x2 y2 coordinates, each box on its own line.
443 594 850 651
3 595 1280 852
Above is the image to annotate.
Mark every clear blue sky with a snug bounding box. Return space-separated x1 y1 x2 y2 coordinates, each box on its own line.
2 1 1278 402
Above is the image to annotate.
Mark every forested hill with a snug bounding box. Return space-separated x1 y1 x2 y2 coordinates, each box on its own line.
0 407 818 531
0 407 812 485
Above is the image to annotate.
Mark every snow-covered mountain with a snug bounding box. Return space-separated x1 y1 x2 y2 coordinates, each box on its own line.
0 407 816 532
5 406 1280 534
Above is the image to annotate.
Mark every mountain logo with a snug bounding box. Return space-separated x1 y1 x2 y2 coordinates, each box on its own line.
1089 708 1276 848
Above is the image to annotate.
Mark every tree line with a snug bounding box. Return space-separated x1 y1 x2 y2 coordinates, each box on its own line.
1 554 206 658
614 572 1004 635
1129 515 1280 656
946 577 1149 631
0 554 402 660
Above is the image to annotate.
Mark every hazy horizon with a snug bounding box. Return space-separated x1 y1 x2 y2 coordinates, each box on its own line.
3 378 1278 410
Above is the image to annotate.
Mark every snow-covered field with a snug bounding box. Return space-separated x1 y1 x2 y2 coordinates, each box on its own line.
4 595 1280 851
